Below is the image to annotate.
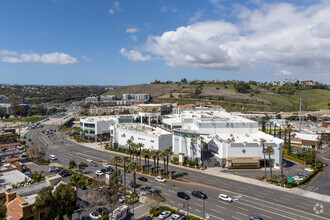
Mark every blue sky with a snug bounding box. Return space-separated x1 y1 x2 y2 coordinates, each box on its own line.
1 0 329 85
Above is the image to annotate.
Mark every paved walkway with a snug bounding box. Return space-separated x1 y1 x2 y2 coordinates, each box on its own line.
68 138 330 203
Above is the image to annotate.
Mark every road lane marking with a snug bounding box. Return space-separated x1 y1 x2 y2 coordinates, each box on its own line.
193 203 202 207
210 209 221 214
236 211 248 217
232 216 242 220
206 213 224 220
238 207 249 211
194 209 201 213
215 205 227 210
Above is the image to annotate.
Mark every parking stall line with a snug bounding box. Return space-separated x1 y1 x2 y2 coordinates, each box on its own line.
238 207 249 211
215 204 227 210
232 216 242 220
193 203 202 207
210 209 222 214
236 211 248 217
206 213 224 220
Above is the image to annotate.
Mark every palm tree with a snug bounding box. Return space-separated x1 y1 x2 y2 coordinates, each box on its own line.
155 150 161 174
164 148 173 174
131 143 138 161
150 150 157 174
137 143 144 167
200 136 204 167
160 150 166 173
260 138 267 178
122 156 130 187
70 174 87 187
112 156 122 173
126 136 134 162
141 149 149 171
267 146 274 180
127 161 139 193
32 171 44 183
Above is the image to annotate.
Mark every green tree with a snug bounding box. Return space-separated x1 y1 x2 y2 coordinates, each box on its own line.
33 186 56 220
155 150 161 174
160 150 166 173
261 119 266 132
126 136 134 162
260 139 267 178
69 160 77 170
32 171 45 183
267 146 274 180
127 162 139 193
150 150 157 174
109 170 121 189
122 156 130 187
69 174 87 187
53 184 76 220
137 143 144 167
141 149 149 172
112 156 122 173
0 201 7 220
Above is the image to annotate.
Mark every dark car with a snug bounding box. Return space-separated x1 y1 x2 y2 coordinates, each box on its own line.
28 138 32 142
192 191 207 199
90 162 97 167
250 216 264 220
106 166 114 172
100 168 107 173
177 192 190 200
60 171 71 177
81 215 92 220
57 169 66 175
138 176 148 182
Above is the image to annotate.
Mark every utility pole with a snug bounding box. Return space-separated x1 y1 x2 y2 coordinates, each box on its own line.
299 98 302 132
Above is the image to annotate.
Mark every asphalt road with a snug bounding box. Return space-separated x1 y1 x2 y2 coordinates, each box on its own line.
25 124 330 220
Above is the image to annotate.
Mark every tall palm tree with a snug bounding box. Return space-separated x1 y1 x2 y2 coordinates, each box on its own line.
267 146 274 180
164 148 173 174
160 150 166 173
150 150 157 174
260 138 267 178
137 143 144 167
155 150 161 174
122 156 130 187
141 149 149 171
112 156 122 173
126 136 134 162
131 143 138 161
127 161 139 193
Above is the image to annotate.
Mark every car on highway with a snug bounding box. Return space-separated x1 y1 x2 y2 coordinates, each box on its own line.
48 166 58 172
138 176 148 182
191 191 207 199
219 194 233 202
305 168 314 172
170 214 185 220
95 170 103 176
90 162 97 167
155 176 166 183
119 195 131 203
158 210 171 219
250 216 264 220
89 211 101 219
177 192 190 200
49 155 57 160
87 158 94 163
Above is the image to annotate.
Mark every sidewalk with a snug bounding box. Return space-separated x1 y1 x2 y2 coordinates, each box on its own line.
67 138 330 203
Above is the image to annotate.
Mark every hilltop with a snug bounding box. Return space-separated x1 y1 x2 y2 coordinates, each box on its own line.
105 80 330 112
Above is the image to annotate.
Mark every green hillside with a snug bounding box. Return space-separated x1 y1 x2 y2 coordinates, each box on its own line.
106 82 330 112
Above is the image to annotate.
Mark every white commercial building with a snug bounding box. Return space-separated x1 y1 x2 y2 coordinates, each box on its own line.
111 123 172 151
162 109 283 168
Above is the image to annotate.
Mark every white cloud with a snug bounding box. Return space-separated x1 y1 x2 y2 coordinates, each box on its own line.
0 50 18 56
122 1 330 76
120 48 151 62
188 11 203 24
161 6 178 13
1 51 78 64
126 28 139 33
276 70 293 76
82 55 92 63
109 1 121 14
130 35 138 41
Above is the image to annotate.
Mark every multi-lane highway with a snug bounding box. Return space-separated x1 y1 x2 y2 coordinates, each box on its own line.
25 123 330 220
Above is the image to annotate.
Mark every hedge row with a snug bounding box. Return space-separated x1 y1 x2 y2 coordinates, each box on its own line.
283 153 304 164
299 166 323 185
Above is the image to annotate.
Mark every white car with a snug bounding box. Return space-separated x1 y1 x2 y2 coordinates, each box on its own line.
103 163 110 168
119 195 131 203
89 211 101 219
293 176 304 181
158 210 171 219
219 194 233 202
95 170 103 176
87 158 93 163
49 155 57 160
305 168 314 172
155 176 166 183
170 214 185 220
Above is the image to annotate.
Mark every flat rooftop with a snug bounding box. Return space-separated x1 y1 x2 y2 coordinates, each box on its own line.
0 168 31 193
117 123 171 135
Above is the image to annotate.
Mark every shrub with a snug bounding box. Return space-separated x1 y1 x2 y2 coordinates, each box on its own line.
171 157 179 165
124 197 139 205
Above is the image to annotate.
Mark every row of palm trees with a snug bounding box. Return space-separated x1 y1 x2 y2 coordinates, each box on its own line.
260 138 274 180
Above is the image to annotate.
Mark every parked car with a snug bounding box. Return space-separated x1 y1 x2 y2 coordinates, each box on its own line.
95 170 103 176
89 211 101 219
57 169 67 176
293 176 304 181
20 153 27 158
128 180 139 188
106 166 114 172
49 155 57 160
59 171 71 177
100 168 107 173
87 158 93 163
305 168 314 172
192 191 208 199
138 176 148 182
250 216 264 220
177 192 190 200
155 176 166 183
119 195 131 203
48 166 58 172
298 172 308 177
158 210 171 219
103 163 110 168
219 194 233 202
170 214 185 220
90 162 97 167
